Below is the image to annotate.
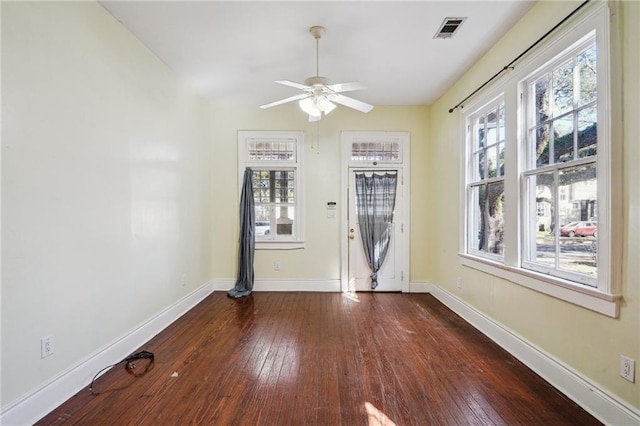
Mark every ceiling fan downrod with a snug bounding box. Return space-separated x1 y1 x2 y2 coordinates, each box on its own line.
309 26 325 78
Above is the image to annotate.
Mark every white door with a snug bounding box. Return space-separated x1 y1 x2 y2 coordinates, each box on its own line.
347 169 402 292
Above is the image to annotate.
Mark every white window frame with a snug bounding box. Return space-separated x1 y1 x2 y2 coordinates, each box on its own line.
459 2 621 317
465 96 506 262
521 34 599 287
238 131 305 250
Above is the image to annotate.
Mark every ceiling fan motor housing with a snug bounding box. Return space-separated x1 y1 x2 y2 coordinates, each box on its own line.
304 76 331 87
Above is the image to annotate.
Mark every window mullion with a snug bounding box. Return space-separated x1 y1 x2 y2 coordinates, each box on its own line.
553 167 560 271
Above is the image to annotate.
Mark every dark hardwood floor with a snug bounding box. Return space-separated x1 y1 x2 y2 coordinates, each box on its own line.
37 292 601 425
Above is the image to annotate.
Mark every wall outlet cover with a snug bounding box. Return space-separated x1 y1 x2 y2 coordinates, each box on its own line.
619 355 635 383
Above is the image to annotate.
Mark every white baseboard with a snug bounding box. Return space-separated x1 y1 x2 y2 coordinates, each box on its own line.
0 281 214 426
213 278 340 292
409 281 430 293
426 282 640 426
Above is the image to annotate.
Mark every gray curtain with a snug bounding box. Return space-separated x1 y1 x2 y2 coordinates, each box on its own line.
355 172 398 289
228 168 255 298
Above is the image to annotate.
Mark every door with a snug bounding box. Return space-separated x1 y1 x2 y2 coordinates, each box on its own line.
347 169 402 292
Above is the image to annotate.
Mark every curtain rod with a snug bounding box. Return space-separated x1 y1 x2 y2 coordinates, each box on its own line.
448 0 591 114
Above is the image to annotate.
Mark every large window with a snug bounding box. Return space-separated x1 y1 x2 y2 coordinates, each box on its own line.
461 3 617 316
467 99 506 259
238 131 304 248
522 38 598 286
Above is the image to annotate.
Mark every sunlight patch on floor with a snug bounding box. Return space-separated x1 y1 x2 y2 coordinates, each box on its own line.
341 291 360 303
364 402 396 426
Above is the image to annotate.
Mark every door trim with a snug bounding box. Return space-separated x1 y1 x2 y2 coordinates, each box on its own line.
340 131 411 292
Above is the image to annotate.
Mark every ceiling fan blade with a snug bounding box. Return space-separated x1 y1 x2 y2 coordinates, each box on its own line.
275 80 312 90
329 94 374 113
327 82 367 93
259 93 311 109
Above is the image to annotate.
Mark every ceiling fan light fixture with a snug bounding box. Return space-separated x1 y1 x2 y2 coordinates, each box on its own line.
299 97 320 116
299 95 336 120
316 96 336 114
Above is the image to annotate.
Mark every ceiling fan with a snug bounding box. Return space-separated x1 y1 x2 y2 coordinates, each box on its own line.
259 25 374 122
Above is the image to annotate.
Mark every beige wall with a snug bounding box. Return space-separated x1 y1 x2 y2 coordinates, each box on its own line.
424 0 639 411
1 2 214 406
209 105 429 282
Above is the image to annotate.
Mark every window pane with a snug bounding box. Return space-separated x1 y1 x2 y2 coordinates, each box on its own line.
476 151 485 180
553 115 574 163
351 141 401 162
470 185 485 251
486 110 497 146
252 171 271 202
255 205 270 224
578 44 597 106
553 60 574 117
558 164 597 279
533 124 550 168
578 107 597 158
534 75 551 125
497 142 505 177
276 206 294 236
477 116 486 149
487 145 498 178
469 183 504 255
486 181 505 255
528 172 555 268
248 139 295 161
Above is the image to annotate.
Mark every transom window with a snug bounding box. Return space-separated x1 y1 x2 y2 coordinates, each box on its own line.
238 131 304 248
247 140 295 161
351 138 402 163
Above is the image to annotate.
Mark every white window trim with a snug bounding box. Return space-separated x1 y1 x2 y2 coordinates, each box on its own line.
465 96 506 262
520 33 599 288
458 2 621 317
238 130 305 250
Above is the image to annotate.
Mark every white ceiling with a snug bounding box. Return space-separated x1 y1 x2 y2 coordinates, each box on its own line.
100 1 535 107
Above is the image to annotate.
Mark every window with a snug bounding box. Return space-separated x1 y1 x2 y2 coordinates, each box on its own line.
461 3 618 316
238 131 304 249
351 139 402 162
522 38 598 286
466 99 506 259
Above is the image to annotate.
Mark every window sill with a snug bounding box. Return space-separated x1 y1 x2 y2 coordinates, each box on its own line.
458 253 620 317
256 241 305 250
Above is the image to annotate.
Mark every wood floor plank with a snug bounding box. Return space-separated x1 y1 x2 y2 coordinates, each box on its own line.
36 292 602 426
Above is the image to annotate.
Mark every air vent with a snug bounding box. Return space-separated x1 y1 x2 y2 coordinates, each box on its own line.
434 17 467 39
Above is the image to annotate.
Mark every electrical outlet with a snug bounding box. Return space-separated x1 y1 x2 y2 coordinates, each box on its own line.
620 355 635 383
41 335 54 358
274 261 281 271
456 278 462 289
